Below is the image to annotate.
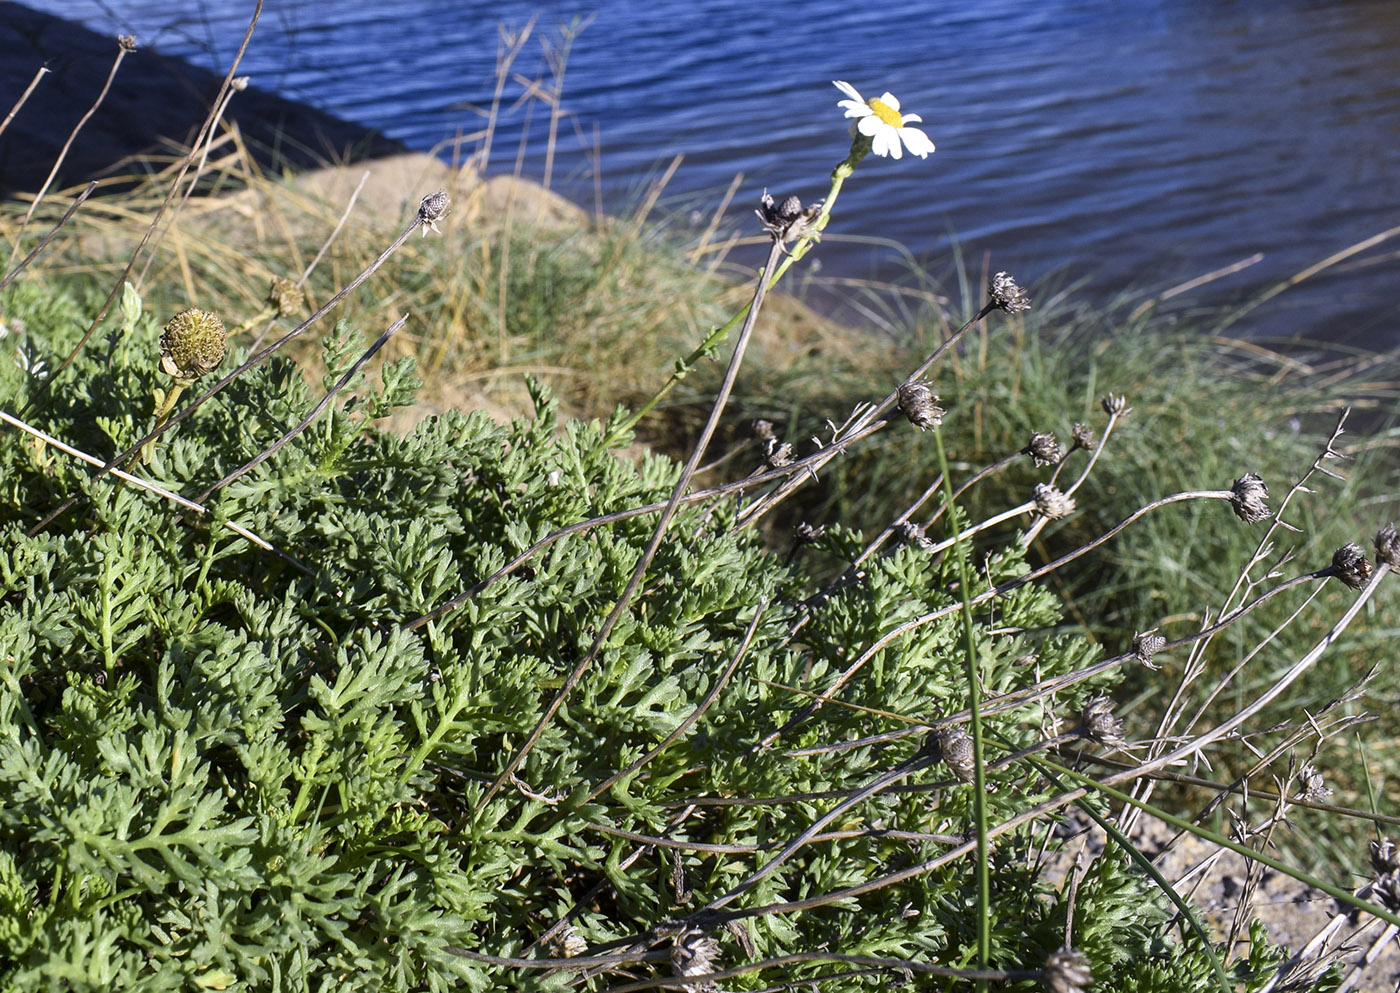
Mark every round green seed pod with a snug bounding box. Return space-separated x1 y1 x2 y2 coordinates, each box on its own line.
159 308 227 380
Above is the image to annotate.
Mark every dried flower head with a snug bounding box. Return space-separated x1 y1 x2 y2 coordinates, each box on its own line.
267 276 305 318
794 522 826 545
1079 695 1126 748
1032 483 1075 520
896 521 933 550
670 928 720 991
763 438 795 469
418 190 449 235
159 308 227 381
756 190 823 244
1228 473 1270 524
927 726 976 782
1070 423 1095 451
118 35 137 52
897 380 944 430
1044 947 1092 993
988 271 1031 313
752 419 777 443
1328 542 1373 590
1374 872 1400 912
1133 630 1167 670
557 924 587 958
1372 838 1400 875
1375 524 1400 571
1023 432 1063 467
1100 394 1130 416
1295 763 1331 803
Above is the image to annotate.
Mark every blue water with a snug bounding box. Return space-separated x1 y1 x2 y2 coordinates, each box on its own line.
19 0 1400 349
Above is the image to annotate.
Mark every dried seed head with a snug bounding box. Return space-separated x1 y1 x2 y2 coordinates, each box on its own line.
752 418 777 442
988 271 1031 313
1079 695 1126 748
118 35 137 52
1375 524 1400 571
897 380 944 430
793 522 825 545
1023 432 1063 467
896 521 933 550
267 276 305 318
557 925 587 958
1044 947 1092 993
1100 394 1130 416
1032 483 1076 520
763 438 795 469
756 189 823 244
1372 838 1400 875
1328 542 1373 590
1295 762 1331 803
927 726 976 782
159 308 227 381
1374 872 1400 912
1070 422 1095 451
670 929 720 991
418 190 450 235
1229 472 1270 524
1133 630 1167 670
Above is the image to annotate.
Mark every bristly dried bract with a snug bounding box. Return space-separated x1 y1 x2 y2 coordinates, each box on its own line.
897 521 933 550
1229 472 1270 524
556 924 587 958
417 190 450 236
1032 483 1075 520
1023 432 1063 467
897 380 944 430
1070 422 1095 451
1079 695 1125 748
1328 542 1373 590
1371 838 1400 875
1100 393 1130 416
1133 630 1167 669
1296 763 1332 803
927 726 976 782
763 438 795 469
1375 524 1400 571
1044 947 1092 993
988 271 1031 313
670 928 721 991
756 189 823 244
793 522 825 545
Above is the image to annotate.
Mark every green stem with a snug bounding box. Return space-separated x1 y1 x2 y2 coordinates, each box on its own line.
931 424 991 983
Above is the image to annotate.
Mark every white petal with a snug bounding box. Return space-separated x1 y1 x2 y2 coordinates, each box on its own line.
899 127 936 158
900 112 923 123
839 101 871 119
833 80 865 104
879 92 900 111
874 129 899 158
857 115 884 137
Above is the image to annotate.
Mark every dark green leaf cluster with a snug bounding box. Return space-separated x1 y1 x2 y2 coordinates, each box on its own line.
0 280 1288 991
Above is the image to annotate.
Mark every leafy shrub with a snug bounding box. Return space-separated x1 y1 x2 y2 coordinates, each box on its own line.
0 276 1298 991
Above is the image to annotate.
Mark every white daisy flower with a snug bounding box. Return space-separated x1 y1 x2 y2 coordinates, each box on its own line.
833 80 936 160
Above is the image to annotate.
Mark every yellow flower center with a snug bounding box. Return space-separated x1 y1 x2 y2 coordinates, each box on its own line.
868 98 903 128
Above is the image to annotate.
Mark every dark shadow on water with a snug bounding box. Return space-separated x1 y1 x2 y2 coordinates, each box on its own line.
0 1 404 198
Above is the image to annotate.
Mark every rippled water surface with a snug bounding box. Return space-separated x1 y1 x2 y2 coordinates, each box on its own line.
21 0 1400 348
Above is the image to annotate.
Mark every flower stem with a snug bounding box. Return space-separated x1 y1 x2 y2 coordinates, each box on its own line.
931 424 991 984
